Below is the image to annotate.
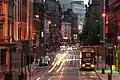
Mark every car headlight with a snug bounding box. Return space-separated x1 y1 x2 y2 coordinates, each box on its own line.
82 64 85 67
91 64 94 67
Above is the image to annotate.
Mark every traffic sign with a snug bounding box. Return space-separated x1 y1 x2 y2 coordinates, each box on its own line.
100 40 105 43
105 43 113 49
117 33 120 42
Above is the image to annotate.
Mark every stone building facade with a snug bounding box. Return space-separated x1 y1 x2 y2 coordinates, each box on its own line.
0 0 33 79
106 0 120 72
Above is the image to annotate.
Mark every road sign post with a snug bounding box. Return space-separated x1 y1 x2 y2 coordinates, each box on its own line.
105 42 113 80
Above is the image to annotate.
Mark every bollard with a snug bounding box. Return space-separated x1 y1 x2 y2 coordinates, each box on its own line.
102 68 105 74
108 73 112 80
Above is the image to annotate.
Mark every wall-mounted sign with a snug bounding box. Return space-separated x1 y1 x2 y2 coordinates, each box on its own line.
117 33 120 42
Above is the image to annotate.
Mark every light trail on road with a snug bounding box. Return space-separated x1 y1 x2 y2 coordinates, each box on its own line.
77 57 81 79
33 47 102 80
56 61 65 72
36 77 40 80
48 52 69 73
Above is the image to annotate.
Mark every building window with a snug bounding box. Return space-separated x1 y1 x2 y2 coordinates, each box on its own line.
22 0 27 7
15 4 17 21
22 10 27 22
1 49 6 65
18 27 21 40
62 4 69 11
0 24 3 40
0 3 3 15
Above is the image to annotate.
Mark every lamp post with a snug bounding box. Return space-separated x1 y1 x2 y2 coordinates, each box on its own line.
106 32 114 80
110 49 112 80
48 20 52 52
101 0 106 72
108 46 113 80
101 12 106 74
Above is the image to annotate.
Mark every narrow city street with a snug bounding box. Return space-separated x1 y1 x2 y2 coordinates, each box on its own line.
31 50 101 80
1 0 120 80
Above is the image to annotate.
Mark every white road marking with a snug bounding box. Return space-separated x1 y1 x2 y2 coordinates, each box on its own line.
77 60 81 79
36 77 41 80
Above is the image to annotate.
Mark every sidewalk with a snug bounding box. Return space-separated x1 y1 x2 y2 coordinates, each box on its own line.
0 63 40 80
0 51 57 80
96 62 120 80
97 73 120 80
26 63 41 80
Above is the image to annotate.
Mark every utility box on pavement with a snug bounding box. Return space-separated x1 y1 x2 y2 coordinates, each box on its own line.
3 73 12 80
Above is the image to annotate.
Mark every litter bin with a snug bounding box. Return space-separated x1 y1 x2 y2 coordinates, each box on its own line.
4 73 12 80
108 73 112 80
102 68 105 74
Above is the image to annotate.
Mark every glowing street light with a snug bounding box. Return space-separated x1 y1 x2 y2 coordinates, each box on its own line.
54 24 56 26
35 15 39 18
48 20 51 24
102 13 106 17
41 32 44 37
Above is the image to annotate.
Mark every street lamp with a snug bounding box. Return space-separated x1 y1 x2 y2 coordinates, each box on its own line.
47 20 53 52
35 15 39 18
48 20 51 24
100 12 106 74
54 24 56 26
102 13 106 17
41 31 44 38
